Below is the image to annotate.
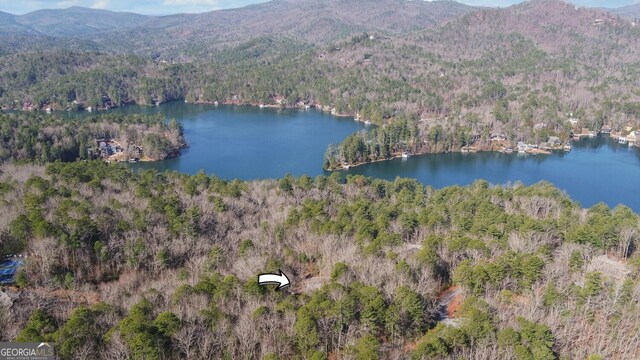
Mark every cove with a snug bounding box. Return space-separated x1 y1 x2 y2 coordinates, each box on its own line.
345 137 640 211
65 102 640 212
119 102 366 179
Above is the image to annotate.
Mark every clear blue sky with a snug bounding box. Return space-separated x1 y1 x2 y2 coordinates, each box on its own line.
0 0 637 15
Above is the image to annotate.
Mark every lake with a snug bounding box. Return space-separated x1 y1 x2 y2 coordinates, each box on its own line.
70 102 640 211
98 103 366 179
345 138 640 211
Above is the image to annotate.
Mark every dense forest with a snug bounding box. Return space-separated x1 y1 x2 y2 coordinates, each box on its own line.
0 112 185 162
0 161 639 359
324 118 420 169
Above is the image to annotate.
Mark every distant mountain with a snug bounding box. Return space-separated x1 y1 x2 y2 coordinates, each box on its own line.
0 11 15 23
607 4 640 19
13 6 150 37
0 9 103 55
0 10 32 32
3 0 635 63
98 0 479 58
417 0 635 57
0 1 479 57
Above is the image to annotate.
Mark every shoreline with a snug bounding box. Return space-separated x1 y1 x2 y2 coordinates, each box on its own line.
3 98 363 120
327 145 582 171
189 99 362 118
6 100 636 171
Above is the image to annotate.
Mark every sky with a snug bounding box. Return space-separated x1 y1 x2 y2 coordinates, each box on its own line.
0 0 637 15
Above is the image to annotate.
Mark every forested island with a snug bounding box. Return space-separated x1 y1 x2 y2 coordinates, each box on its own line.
1 161 639 359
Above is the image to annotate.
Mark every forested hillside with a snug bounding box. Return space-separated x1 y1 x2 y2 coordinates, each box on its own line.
12 6 149 38
0 0 477 58
608 3 640 19
0 161 639 359
0 112 186 162
2 1 640 168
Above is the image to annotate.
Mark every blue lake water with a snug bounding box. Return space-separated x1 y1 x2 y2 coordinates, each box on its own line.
121 103 366 179
345 138 640 211
68 102 640 211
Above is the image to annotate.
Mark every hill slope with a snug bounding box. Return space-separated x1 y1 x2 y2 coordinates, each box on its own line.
608 3 640 19
0 10 32 33
0 1 479 57
1 160 639 359
14 6 150 38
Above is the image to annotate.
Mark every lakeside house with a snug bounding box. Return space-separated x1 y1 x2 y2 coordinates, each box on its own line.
628 131 638 146
274 96 286 105
96 139 145 162
93 140 145 162
97 140 124 158
517 141 526 154
573 128 592 139
548 136 561 146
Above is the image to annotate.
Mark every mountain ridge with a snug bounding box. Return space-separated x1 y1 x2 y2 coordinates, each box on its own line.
0 0 480 57
12 6 150 37
92 0 481 57
607 3 640 19
1 0 637 58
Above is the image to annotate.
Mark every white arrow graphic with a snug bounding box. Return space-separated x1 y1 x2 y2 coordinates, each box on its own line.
258 270 290 290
